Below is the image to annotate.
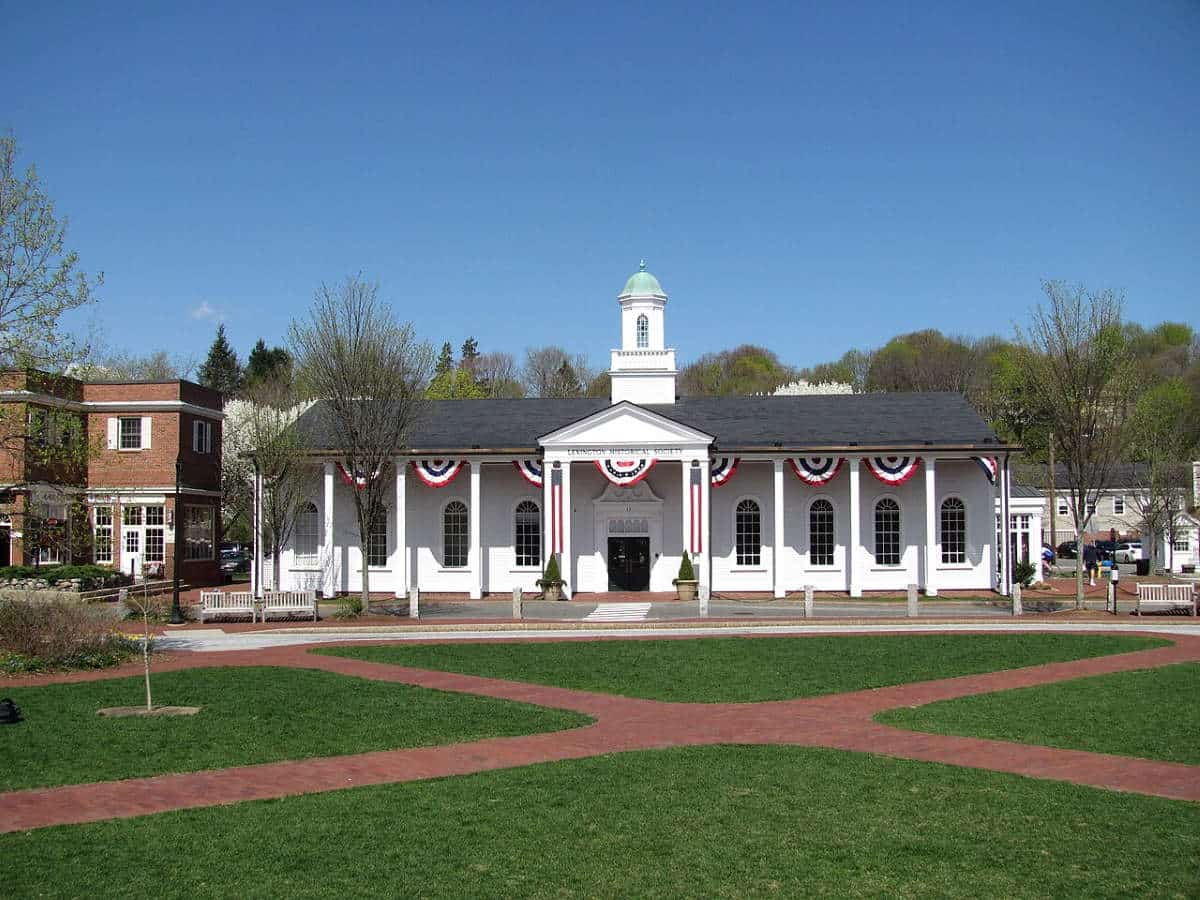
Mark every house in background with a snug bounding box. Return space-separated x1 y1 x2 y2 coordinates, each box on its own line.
0 370 224 585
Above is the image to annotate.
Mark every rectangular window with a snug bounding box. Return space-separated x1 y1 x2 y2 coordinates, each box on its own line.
119 417 143 450
124 530 140 554
367 510 388 568
1056 498 1068 515
123 506 143 526
94 506 113 564
1085 500 1096 518
192 419 212 454
183 506 214 561
1174 536 1191 552
144 505 165 563
1113 496 1125 516
34 545 62 565
294 504 319 566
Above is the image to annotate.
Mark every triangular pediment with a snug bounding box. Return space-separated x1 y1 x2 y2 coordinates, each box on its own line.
538 401 713 449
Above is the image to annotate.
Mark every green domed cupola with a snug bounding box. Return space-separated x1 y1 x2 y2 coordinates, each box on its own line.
620 259 666 297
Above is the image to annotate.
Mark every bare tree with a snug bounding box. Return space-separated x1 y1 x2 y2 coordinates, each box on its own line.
1015 281 1136 606
475 351 524 398
522 346 593 398
290 277 432 614
0 135 101 369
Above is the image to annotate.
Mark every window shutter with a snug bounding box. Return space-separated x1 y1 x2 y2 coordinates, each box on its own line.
141 416 152 449
107 418 118 450
192 420 201 452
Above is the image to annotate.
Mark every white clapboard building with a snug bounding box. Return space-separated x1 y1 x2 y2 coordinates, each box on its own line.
252 264 1020 599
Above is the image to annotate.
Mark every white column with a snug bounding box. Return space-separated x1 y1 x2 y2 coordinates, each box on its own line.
561 461 572 598
392 460 407 598
542 461 554 570
773 458 785 599
923 457 937 597
680 459 690 567
251 466 264 597
700 457 711 591
848 457 862 598
469 460 482 599
1000 455 1013 597
322 460 336 598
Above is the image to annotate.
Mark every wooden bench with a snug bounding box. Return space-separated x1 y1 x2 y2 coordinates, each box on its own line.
259 590 318 622
198 590 256 623
1135 583 1197 616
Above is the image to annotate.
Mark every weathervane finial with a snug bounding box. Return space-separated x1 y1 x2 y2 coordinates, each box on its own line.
639 258 647 271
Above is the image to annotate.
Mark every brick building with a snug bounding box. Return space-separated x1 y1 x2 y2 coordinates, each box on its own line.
0 369 224 585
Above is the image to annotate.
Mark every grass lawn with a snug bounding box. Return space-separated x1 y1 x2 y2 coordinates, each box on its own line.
4 745 1198 898
878 662 1200 765
318 633 1165 703
0 667 590 791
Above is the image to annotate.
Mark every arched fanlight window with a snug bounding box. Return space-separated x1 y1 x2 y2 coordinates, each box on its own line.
940 497 966 564
809 499 835 566
515 500 540 567
735 498 761 566
636 314 649 349
443 500 468 568
874 498 901 566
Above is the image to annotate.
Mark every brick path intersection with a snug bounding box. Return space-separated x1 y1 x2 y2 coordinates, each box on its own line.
2 630 1198 833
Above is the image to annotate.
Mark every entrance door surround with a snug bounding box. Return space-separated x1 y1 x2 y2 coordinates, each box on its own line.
593 480 664 592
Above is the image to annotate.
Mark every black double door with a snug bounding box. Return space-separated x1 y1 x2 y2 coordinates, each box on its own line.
607 537 650 591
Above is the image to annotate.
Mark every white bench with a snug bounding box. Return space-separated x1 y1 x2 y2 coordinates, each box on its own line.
1135 583 1197 616
199 590 256 623
259 590 318 622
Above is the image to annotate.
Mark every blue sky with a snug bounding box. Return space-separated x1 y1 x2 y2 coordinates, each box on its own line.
4 1 1198 373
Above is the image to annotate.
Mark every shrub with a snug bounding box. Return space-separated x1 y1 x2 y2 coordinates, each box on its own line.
334 595 363 619
0 564 130 590
121 591 187 623
0 596 140 670
677 551 696 581
539 554 563 586
1013 560 1037 588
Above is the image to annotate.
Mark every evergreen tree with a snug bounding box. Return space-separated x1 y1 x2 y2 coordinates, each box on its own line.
460 336 480 373
435 342 454 376
244 338 293 388
198 324 243 397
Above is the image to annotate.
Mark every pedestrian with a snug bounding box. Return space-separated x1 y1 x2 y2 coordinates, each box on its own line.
1082 540 1099 587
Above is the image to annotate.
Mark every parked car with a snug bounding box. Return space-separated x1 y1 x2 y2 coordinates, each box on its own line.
1056 541 1078 560
1113 542 1144 563
221 549 250 577
1094 540 1119 562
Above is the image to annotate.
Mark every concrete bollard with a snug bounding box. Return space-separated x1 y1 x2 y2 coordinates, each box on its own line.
410 588 420 619
698 583 710 618
804 584 814 619
906 584 919 618
512 587 522 620
1012 583 1023 617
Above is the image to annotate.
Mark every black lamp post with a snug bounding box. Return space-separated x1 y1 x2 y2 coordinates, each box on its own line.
169 457 184 624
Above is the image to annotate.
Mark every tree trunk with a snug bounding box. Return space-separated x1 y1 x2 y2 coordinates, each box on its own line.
1075 526 1085 609
360 552 370 616
142 610 153 712
272 546 282 592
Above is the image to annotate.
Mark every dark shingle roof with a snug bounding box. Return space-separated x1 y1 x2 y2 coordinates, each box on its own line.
293 392 1005 453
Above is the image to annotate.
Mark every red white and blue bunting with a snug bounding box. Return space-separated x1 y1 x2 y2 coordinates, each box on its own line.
863 456 921 486
788 457 844 486
412 459 464 488
595 458 656 487
336 461 381 490
710 457 738 487
972 456 998 485
513 459 543 488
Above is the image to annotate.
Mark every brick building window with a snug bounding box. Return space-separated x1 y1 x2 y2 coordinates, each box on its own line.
94 506 113 564
119 417 143 449
192 420 213 453
145 506 165 563
183 506 214 561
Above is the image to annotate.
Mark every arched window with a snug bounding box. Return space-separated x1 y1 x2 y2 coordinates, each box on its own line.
874 498 901 566
735 498 761 566
636 314 649 349
294 502 319 566
515 500 540 567
940 497 966 564
443 500 468 568
367 508 388 568
809 499 835 566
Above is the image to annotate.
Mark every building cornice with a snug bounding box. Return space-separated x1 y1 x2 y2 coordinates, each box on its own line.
0 391 224 419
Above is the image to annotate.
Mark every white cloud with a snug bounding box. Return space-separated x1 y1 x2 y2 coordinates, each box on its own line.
190 301 222 321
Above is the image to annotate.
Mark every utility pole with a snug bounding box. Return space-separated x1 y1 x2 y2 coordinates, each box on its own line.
169 457 184 624
1047 432 1056 552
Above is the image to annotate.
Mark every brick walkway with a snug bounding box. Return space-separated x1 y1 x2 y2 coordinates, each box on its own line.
2 630 1198 833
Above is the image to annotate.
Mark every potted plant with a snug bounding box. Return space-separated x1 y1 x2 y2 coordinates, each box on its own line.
537 554 566 601
673 551 699 602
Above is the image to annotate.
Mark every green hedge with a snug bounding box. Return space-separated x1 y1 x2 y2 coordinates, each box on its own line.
0 564 131 590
